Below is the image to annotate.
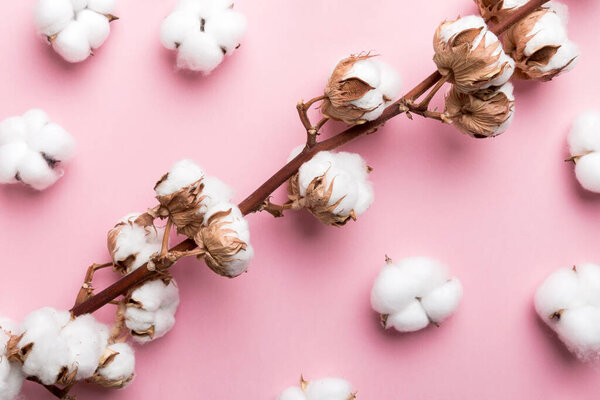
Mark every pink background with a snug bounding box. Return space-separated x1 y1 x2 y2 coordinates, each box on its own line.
1 0 600 398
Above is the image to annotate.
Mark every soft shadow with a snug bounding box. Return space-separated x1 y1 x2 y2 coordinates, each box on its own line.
532 307 580 364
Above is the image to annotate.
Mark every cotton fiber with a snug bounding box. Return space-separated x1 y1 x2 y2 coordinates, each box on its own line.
567 111 600 193
279 377 356 400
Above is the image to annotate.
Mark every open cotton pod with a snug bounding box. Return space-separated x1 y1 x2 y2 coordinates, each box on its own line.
87 342 135 388
433 15 514 94
160 0 247 73
107 213 164 274
0 109 75 190
124 278 180 343
321 55 402 125
534 263 600 360
287 148 374 226
567 111 600 193
0 318 24 400
371 257 463 332
504 5 579 81
279 377 356 400
34 0 118 63
444 82 515 138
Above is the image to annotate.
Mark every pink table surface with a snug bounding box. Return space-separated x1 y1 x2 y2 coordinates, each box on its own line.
1 0 600 399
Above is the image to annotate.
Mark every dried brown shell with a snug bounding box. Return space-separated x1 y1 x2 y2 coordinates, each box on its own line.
444 85 514 138
433 21 509 93
154 174 207 238
321 54 377 125
194 209 248 278
287 172 356 226
474 0 524 24
503 9 577 81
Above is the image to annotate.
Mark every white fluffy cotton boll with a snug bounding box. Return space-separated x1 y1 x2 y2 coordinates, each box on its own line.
155 159 205 196
109 213 164 273
125 279 180 343
0 109 75 190
534 263 600 360
95 342 135 386
567 111 600 193
0 319 24 400
371 257 463 332
161 0 247 73
60 314 110 380
279 377 355 400
34 0 116 63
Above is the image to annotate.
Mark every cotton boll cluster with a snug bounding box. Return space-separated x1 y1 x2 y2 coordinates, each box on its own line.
287 148 374 226
0 109 75 190
14 308 109 385
534 263 600 360
0 318 23 400
34 0 118 63
504 3 579 81
88 342 135 388
107 213 164 274
567 111 600 193
155 159 254 277
125 278 180 343
445 82 515 138
433 15 515 94
279 377 356 400
321 55 402 125
371 257 463 332
160 0 247 73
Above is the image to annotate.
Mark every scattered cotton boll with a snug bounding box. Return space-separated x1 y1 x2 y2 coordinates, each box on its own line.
288 149 374 225
0 109 75 190
89 342 135 388
321 55 401 125
161 0 247 73
34 0 116 63
155 159 205 197
567 111 600 193
0 318 24 400
534 263 600 360
371 257 463 332
279 377 355 400
125 279 180 343
107 213 164 274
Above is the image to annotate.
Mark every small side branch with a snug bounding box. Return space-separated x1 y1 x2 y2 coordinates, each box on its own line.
258 198 294 218
296 96 328 147
73 263 113 308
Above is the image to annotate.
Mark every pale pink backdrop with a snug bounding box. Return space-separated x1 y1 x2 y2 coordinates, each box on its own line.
1 0 600 399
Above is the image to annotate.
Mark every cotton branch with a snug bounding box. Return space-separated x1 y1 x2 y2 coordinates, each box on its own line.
70 0 549 319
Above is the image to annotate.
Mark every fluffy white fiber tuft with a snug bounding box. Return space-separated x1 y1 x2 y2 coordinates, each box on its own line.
535 263 600 360
110 213 164 272
371 257 463 332
34 0 116 63
125 279 180 343
18 307 109 385
0 109 75 190
567 111 600 193
96 342 135 385
279 377 355 400
160 0 247 73
0 318 24 400
293 149 374 218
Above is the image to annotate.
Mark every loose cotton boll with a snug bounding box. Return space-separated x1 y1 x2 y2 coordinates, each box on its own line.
279 377 356 400
160 0 247 73
195 202 254 278
370 257 463 332
107 213 164 274
287 149 374 226
321 55 402 125
34 0 118 63
0 319 24 400
534 263 600 360
567 111 600 193
0 109 75 190
125 279 180 343
88 342 135 388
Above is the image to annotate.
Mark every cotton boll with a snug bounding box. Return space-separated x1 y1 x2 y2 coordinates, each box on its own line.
534 263 600 359
345 59 381 88
34 0 74 36
304 378 355 400
108 213 163 273
23 109 49 134
60 314 109 380
201 175 235 210
279 386 306 400
72 0 89 12
176 31 225 73
28 123 76 162
204 9 247 53
16 151 62 191
94 342 135 387
568 111 600 156
373 59 402 101
0 143 29 183
86 0 116 14
160 11 202 50
575 153 600 193
0 117 28 145
371 257 462 332
53 21 92 63
155 159 205 196
77 9 110 48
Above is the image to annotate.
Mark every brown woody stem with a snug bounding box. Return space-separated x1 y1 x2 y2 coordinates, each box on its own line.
161 218 173 257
